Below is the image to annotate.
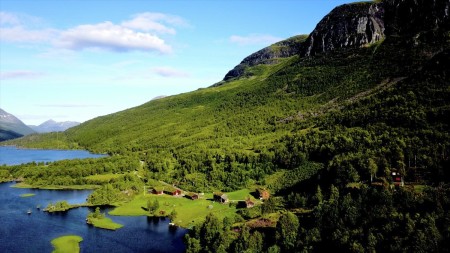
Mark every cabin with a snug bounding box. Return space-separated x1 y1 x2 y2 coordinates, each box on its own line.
213 192 229 204
171 189 182 196
391 171 404 187
152 187 164 195
257 188 270 200
245 198 255 208
164 185 183 196
186 192 199 200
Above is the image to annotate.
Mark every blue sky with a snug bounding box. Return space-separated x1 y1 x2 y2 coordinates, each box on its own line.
1 0 358 125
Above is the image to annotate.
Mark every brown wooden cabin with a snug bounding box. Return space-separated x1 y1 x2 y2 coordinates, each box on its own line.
153 187 164 195
172 189 182 196
186 192 199 200
213 192 229 204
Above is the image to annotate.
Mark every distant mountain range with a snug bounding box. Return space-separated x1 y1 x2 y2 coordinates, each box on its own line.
0 108 36 142
29 120 80 133
0 108 81 141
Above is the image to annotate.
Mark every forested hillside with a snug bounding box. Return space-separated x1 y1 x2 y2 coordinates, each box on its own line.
3 0 450 251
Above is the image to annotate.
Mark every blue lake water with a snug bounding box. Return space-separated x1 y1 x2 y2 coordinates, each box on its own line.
0 146 107 165
0 147 186 252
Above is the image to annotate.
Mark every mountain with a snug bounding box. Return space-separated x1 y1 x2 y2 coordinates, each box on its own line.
29 119 80 133
6 0 450 185
0 108 35 141
218 35 308 83
4 0 450 250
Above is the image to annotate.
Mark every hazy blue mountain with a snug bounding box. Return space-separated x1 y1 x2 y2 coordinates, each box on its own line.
29 119 80 133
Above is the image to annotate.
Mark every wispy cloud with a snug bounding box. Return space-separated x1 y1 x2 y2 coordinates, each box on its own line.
230 34 282 46
0 70 44 80
0 26 57 43
122 12 188 34
0 11 21 25
0 11 186 54
152 66 190 78
0 12 57 43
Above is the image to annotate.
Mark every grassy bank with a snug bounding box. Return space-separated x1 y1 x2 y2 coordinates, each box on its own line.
110 192 244 228
87 217 123 230
12 182 99 190
51 235 83 253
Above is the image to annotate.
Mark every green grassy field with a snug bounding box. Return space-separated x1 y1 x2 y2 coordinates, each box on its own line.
226 189 254 201
51 235 83 253
110 193 240 228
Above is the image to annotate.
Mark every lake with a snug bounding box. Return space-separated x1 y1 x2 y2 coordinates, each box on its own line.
0 147 187 252
0 146 106 165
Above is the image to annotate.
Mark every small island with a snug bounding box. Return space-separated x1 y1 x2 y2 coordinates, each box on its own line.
20 193 35 198
51 235 83 253
44 201 72 212
86 207 123 230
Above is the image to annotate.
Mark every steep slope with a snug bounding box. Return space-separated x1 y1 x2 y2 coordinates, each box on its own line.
30 119 80 133
300 1 385 56
0 108 35 141
218 35 308 82
6 0 450 188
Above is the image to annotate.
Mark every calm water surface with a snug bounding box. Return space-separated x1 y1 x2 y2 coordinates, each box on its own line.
0 147 186 252
0 146 106 165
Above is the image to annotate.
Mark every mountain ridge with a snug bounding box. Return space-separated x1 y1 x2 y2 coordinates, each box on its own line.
29 119 80 133
4 0 449 187
0 108 35 141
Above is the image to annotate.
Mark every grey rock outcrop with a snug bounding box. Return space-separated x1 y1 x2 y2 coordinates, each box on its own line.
300 2 385 57
220 0 450 83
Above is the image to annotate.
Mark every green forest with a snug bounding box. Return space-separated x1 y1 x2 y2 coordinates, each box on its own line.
1 0 450 252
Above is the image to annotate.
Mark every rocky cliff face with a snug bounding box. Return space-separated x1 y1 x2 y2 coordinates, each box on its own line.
301 0 450 56
301 2 385 57
221 0 449 82
222 35 307 82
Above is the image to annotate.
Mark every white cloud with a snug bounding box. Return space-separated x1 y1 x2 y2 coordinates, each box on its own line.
230 34 282 46
55 22 172 53
0 12 21 25
0 70 44 80
1 11 186 54
0 26 56 43
152 66 190 78
121 12 187 34
0 12 57 43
